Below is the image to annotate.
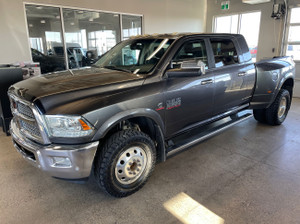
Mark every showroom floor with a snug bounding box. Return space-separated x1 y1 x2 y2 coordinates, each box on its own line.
1 98 300 224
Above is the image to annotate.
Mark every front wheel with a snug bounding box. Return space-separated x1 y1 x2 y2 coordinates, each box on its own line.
265 89 291 125
94 129 156 197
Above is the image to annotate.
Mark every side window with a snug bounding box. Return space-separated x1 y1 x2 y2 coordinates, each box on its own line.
210 39 239 67
173 40 208 68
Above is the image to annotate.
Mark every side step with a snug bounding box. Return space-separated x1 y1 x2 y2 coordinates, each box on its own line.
166 112 253 158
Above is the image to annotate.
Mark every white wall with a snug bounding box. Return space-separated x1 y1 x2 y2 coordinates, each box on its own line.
206 0 300 97
206 0 285 61
0 0 207 64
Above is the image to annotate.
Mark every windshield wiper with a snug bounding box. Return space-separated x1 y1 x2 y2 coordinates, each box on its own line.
102 65 132 73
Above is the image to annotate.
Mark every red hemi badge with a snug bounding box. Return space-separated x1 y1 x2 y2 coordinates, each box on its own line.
166 97 181 110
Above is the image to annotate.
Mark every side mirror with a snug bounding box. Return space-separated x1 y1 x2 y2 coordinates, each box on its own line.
166 60 206 78
181 60 206 75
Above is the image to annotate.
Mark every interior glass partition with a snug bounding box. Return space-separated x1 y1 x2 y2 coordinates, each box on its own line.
122 15 142 40
25 5 66 73
63 9 121 68
25 4 143 73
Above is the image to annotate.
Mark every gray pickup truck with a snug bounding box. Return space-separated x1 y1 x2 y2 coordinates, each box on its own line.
8 33 295 197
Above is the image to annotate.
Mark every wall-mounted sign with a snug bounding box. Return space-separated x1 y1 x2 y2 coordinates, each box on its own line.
221 1 230 10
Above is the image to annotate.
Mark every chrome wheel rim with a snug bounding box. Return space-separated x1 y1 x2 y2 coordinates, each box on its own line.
278 97 287 119
115 146 147 185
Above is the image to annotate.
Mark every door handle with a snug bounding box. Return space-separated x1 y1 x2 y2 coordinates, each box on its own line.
238 72 246 77
201 79 213 85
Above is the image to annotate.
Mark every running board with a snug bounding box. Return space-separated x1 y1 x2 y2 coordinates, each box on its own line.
166 112 253 158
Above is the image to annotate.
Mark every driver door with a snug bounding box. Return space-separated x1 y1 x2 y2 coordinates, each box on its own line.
164 39 215 138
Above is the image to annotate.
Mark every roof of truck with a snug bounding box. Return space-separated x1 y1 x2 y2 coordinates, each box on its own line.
130 33 243 39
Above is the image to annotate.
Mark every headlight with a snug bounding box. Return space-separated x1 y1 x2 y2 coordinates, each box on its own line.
44 115 94 138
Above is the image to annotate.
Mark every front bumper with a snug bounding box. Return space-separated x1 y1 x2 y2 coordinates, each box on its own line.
10 118 99 179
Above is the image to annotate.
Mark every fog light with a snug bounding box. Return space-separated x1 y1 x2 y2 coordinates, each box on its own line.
50 157 72 168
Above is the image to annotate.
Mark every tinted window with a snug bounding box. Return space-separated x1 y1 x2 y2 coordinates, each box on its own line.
210 39 239 67
173 40 208 68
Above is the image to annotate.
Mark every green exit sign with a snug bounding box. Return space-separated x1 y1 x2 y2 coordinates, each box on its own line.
221 1 230 10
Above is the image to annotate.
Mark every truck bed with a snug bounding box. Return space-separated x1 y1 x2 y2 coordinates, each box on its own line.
250 56 295 109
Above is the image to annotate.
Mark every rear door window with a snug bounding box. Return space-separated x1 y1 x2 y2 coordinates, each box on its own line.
210 39 239 67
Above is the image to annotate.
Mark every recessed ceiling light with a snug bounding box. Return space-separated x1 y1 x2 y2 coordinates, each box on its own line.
56 15 60 19
242 0 271 3
78 11 84 14
89 18 94 22
40 20 46 24
29 24 33 27
36 6 43 10
70 22 75 26
113 14 119 17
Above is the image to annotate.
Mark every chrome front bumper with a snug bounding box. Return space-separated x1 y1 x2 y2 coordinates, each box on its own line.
10 118 99 179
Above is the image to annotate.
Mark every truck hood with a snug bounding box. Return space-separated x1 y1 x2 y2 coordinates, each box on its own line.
9 67 145 103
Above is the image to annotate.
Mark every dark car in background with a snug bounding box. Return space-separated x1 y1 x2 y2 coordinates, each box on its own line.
31 48 65 74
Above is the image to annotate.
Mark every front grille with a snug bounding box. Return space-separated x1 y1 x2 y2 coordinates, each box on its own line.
17 102 34 119
19 119 41 137
9 95 43 143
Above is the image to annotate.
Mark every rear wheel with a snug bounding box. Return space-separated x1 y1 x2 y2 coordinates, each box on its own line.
265 89 291 125
94 129 156 197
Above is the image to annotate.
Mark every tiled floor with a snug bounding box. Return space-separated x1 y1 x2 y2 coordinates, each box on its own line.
1 98 300 224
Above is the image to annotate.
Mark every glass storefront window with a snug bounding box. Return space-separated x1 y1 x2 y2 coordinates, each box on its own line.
285 7 300 61
288 26 300 42
122 15 142 40
290 8 300 23
214 11 261 62
25 5 66 74
63 9 121 69
25 4 143 73
239 12 261 62
214 15 238 34
286 45 300 61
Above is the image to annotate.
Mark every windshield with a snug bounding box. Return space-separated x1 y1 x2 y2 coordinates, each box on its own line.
94 38 174 74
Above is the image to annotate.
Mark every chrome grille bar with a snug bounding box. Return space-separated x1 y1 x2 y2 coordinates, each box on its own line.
16 102 35 119
8 93 50 145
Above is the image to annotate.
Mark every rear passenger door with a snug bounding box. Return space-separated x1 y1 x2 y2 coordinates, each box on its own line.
209 38 255 115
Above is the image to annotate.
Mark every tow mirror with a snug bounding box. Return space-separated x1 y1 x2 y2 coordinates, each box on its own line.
181 60 206 75
167 60 206 78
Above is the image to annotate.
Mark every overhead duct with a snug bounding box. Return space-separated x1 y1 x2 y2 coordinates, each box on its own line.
242 0 271 4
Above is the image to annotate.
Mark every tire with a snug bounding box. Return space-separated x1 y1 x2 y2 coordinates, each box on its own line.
265 89 291 125
94 129 156 197
253 109 267 123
